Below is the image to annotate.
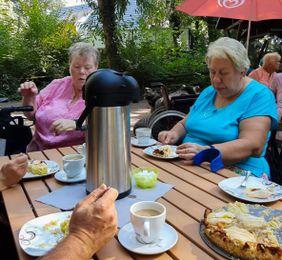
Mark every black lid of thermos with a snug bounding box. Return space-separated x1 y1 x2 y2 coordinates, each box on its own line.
83 68 140 107
76 69 140 130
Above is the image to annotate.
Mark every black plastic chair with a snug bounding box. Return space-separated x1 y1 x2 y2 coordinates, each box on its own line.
0 104 33 155
265 129 282 184
133 82 199 139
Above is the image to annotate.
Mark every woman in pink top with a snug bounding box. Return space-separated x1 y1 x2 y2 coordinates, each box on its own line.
18 42 99 151
271 72 282 122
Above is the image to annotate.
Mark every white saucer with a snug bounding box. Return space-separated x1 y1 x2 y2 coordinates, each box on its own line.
54 169 86 183
131 137 157 147
118 223 178 255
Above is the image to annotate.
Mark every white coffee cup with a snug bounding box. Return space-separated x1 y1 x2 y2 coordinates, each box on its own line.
135 128 152 145
130 201 166 244
63 154 85 179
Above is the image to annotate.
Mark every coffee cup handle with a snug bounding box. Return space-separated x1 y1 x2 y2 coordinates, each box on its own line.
64 162 70 171
143 221 150 238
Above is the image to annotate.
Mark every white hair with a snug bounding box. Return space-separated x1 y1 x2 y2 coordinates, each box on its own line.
206 37 250 72
262 52 281 66
69 42 100 67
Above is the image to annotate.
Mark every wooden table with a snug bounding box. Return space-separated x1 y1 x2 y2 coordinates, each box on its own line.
1 146 282 260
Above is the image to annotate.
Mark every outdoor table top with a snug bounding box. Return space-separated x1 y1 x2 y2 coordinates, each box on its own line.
1 146 282 260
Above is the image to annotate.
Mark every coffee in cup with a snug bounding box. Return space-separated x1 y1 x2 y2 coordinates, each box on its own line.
130 201 166 244
135 128 152 145
135 209 161 217
63 153 85 178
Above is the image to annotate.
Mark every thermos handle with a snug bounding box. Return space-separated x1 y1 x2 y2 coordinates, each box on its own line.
76 105 91 130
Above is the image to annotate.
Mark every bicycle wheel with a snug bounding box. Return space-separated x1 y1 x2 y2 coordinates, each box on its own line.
132 105 167 135
148 110 186 140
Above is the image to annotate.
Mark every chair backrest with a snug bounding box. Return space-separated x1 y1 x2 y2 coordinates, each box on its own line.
0 117 32 155
170 95 199 114
265 129 282 185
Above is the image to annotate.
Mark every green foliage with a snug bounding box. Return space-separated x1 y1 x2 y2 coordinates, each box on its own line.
83 0 212 86
118 8 210 91
0 0 79 99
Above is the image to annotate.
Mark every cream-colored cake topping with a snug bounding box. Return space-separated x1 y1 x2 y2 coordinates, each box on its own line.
207 211 235 225
224 226 256 243
236 213 266 229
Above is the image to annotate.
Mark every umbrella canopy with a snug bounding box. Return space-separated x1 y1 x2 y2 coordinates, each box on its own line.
216 18 282 39
176 0 282 21
176 0 282 51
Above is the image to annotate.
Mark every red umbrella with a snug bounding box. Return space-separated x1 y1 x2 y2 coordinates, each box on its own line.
176 0 282 51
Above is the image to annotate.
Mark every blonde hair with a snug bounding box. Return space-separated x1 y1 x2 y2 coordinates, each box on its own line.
206 37 250 72
262 52 281 66
69 42 100 67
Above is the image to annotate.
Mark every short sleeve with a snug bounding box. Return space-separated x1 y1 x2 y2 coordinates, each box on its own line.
240 86 278 130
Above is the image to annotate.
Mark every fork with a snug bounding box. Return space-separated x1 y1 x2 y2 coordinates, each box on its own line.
237 171 251 189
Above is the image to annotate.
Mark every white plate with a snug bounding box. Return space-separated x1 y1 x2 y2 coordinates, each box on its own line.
143 145 178 159
19 211 72 257
218 176 282 203
131 137 157 147
118 223 178 255
54 168 86 183
23 160 60 179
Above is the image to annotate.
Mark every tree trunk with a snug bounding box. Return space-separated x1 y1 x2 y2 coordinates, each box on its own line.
168 0 182 49
97 0 123 70
205 17 218 43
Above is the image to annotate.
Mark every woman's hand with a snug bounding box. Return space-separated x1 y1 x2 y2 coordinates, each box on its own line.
69 185 118 256
158 130 179 144
18 81 38 100
177 143 209 164
0 154 28 190
18 81 38 121
50 119 76 135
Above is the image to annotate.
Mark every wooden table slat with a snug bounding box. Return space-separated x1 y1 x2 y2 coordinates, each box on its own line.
2 185 35 259
131 153 233 208
159 198 225 260
2 146 282 259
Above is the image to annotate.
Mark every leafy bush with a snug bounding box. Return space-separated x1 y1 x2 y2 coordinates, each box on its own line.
119 23 209 93
0 0 79 100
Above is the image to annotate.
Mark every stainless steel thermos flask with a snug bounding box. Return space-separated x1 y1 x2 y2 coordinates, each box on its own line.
76 69 140 199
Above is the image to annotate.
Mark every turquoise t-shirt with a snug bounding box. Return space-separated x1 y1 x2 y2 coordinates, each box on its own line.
183 80 278 177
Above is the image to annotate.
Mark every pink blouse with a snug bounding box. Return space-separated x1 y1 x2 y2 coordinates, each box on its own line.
271 73 282 121
27 76 85 151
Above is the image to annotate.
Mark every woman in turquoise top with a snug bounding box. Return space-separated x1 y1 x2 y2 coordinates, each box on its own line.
158 37 277 178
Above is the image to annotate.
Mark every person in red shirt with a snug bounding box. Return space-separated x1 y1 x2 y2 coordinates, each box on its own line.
249 52 281 88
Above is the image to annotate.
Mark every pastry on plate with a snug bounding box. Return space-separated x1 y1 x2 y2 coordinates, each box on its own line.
28 160 48 175
245 187 274 199
152 145 174 157
203 201 282 260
